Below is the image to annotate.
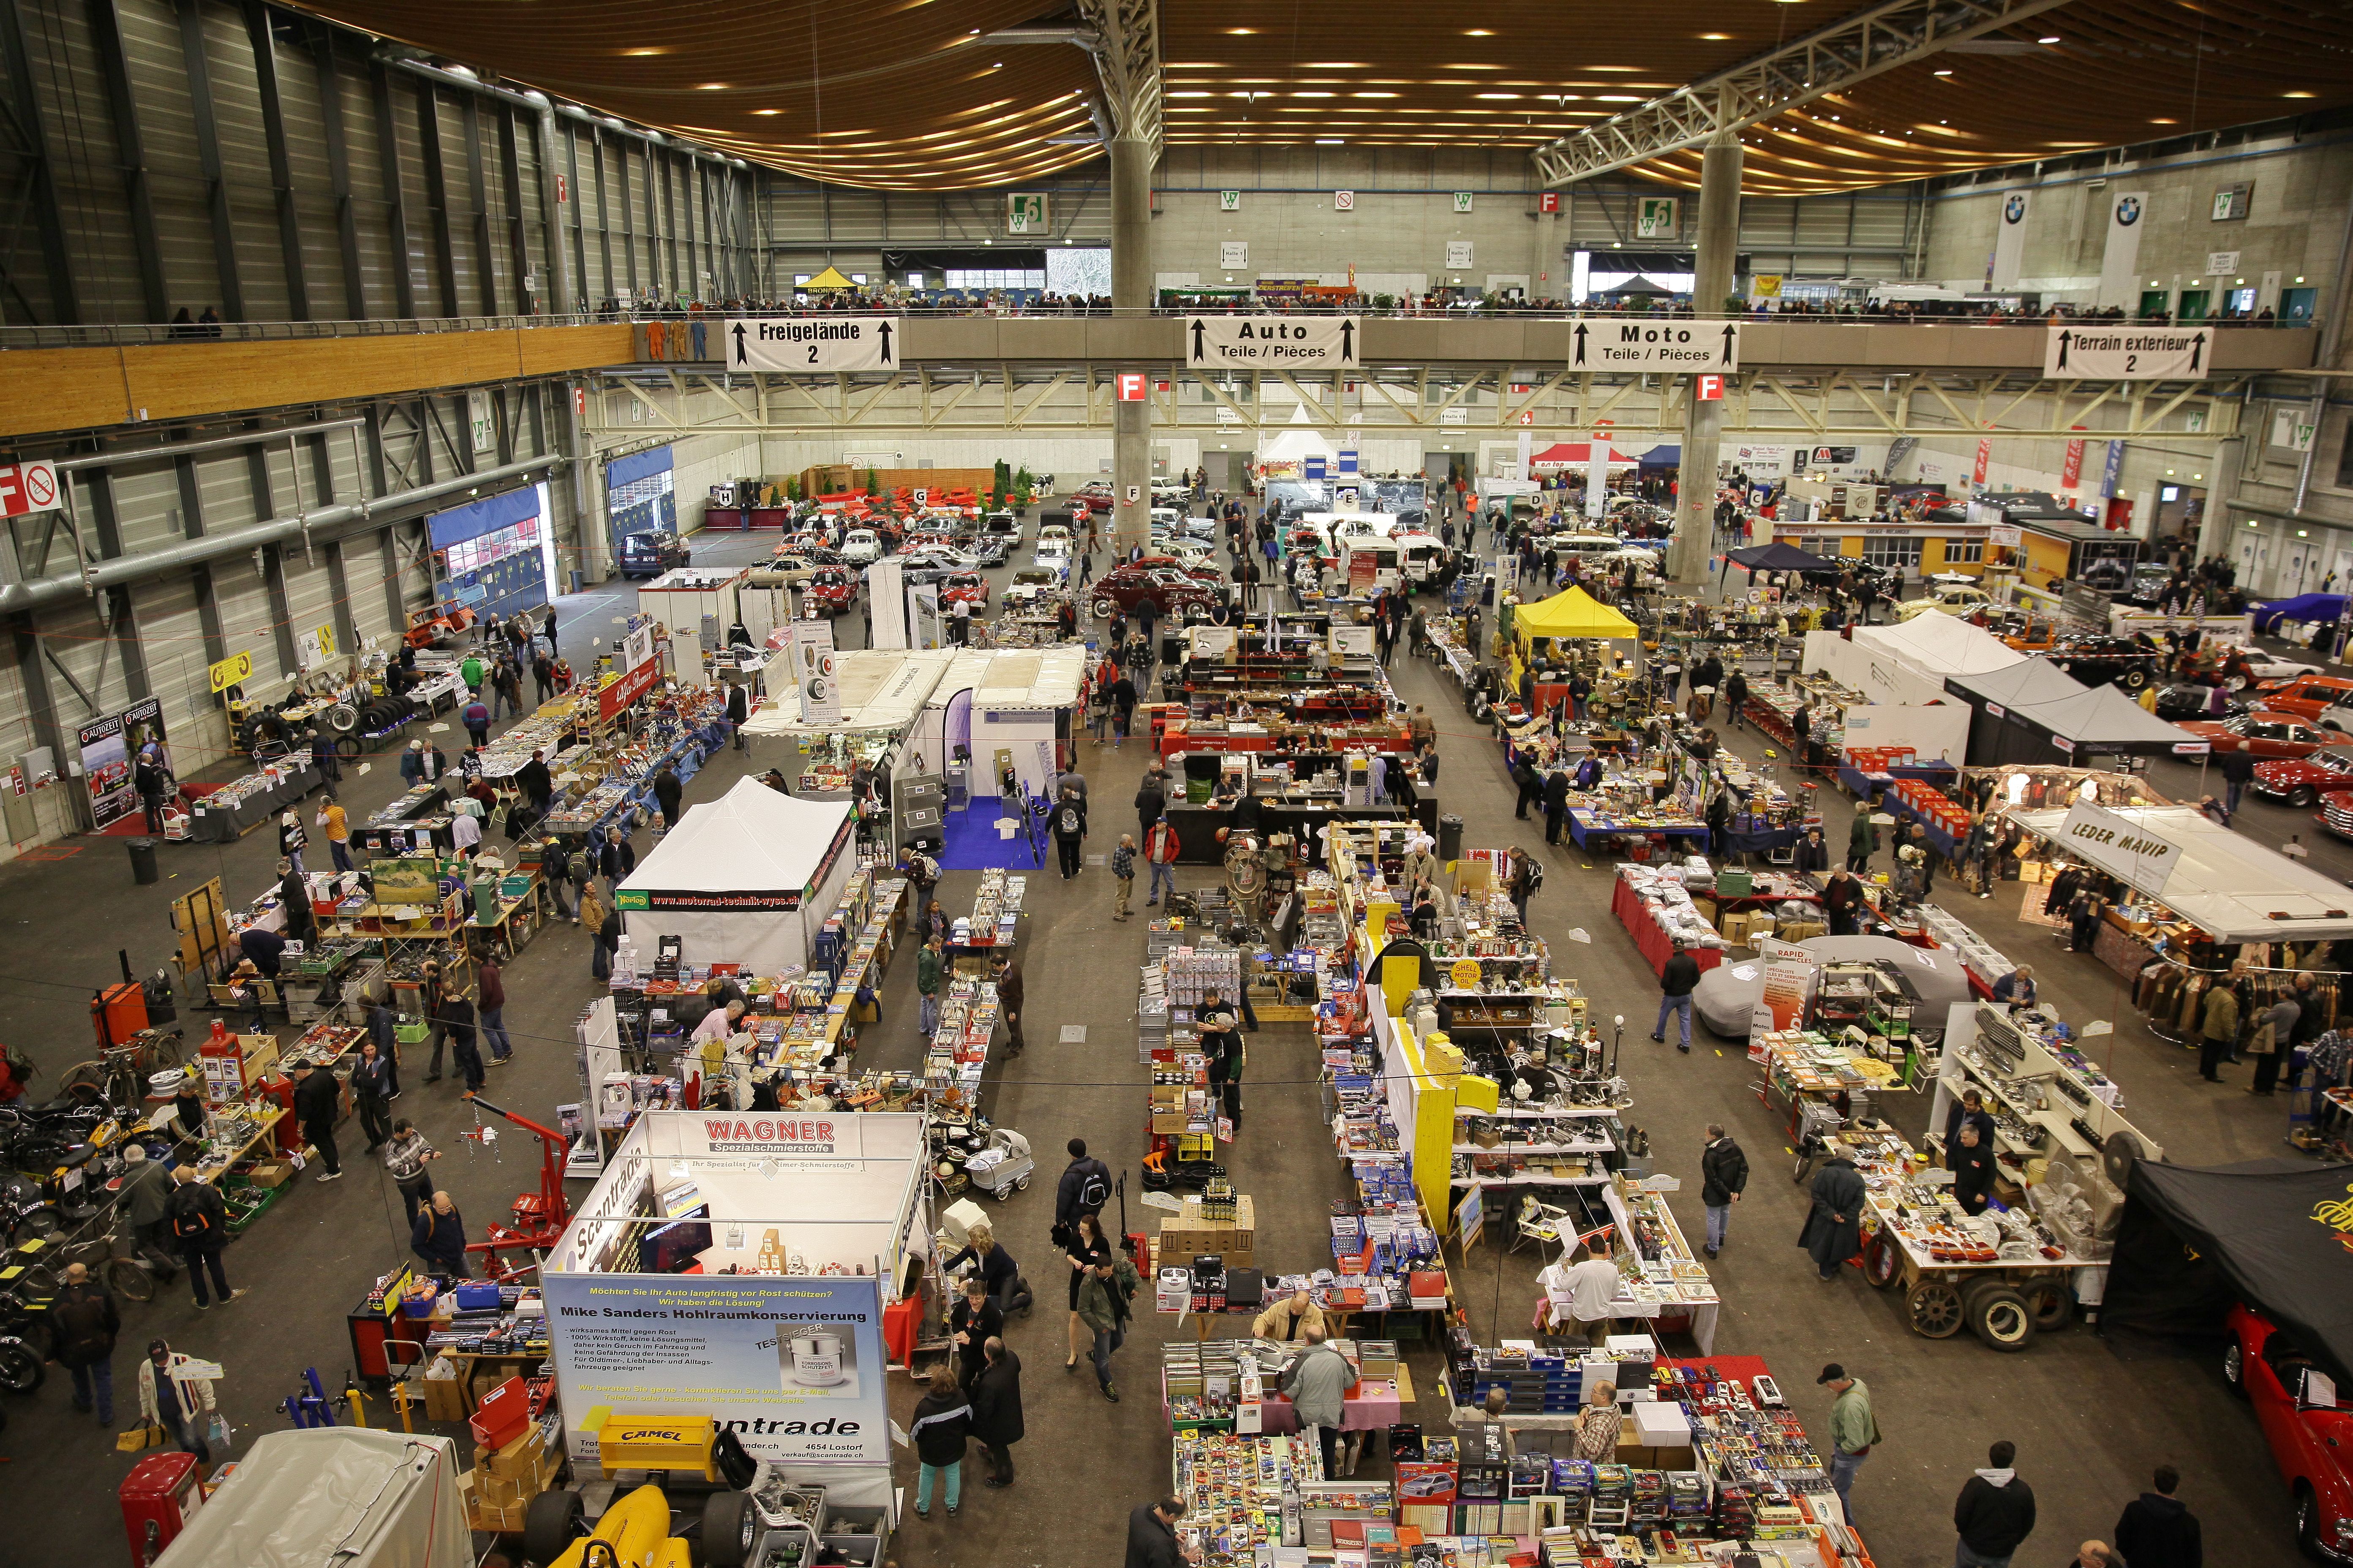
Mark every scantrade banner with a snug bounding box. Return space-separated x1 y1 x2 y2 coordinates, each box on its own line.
545 1270 888 1465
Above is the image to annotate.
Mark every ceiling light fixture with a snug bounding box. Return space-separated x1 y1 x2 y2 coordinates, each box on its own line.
1316 138 1344 144
2285 90 2315 98
1475 93 1522 100
1351 91 1397 98
697 82 727 90
1226 26 1255 33
622 47 665 57
1464 28 1493 35
1307 61 1366 68
2037 35 2060 43
753 109 780 116
1700 33 1731 40
1933 68 1953 76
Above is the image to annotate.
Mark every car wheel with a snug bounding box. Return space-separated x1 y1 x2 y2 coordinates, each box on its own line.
2295 1483 2323 1562
1092 597 1116 619
2292 786 2318 808
2123 667 2150 691
1965 1282 2037 1352
1906 1279 1965 1339
2224 1340 2250 1398
523 1489 584 1561
702 1491 756 1568
2020 1278 2073 1333
2228 674 2250 691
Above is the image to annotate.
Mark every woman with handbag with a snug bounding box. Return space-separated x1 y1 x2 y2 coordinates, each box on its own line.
136 1339 221 1464
2250 994 2299 1097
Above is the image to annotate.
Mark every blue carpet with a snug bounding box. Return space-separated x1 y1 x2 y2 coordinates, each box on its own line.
937 800 1044 871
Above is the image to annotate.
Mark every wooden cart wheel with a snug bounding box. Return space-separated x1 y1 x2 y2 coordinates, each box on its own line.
1863 1230 1901 1290
1906 1278 1965 1338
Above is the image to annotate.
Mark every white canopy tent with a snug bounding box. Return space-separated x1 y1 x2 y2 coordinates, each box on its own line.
1805 613 2025 709
2011 803 2353 942
617 777 857 974
741 647 959 740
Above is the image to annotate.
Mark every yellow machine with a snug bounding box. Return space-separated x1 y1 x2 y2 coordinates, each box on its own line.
545 1485 691 1568
595 1416 727 1481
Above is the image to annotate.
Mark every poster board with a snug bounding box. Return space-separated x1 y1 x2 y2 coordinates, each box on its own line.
1751 938 1818 1034
78 696 165 830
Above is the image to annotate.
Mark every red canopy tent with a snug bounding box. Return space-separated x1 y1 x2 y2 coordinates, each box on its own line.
1528 441 1639 471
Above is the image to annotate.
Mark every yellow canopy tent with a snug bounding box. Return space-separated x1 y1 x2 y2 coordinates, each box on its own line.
1513 586 1637 641
801 266 855 291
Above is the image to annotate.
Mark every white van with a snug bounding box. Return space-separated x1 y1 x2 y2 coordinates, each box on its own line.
1335 536 1404 593
1392 531 1449 586
1317 511 1403 544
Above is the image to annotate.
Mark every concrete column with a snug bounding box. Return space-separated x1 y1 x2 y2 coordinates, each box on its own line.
1111 132 1154 558
1531 201 1558 303
2197 434 2245 564
1668 109 1743 585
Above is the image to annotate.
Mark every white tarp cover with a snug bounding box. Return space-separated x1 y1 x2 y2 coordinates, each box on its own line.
743 648 958 737
1856 613 2029 678
154 1429 470 1568
620 777 856 973
1806 615 2025 708
2012 803 2353 940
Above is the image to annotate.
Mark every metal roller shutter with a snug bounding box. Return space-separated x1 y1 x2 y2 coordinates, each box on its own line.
333 54 400 316
191 5 288 322
280 542 343 673
346 524 400 653
133 571 229 766
106 462 185 558
259 22 339 319
116 0 218 318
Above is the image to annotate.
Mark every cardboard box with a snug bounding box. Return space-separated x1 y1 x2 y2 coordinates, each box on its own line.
420 1360 468 1423
247 1159 294 1189
476 1422 552 1481
1718 911 1751 944
1778 919 1827 942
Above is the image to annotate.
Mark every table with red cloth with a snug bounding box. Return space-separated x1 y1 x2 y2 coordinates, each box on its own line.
1612 873 1727 981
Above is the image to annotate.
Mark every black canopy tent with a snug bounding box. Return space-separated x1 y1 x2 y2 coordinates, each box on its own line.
2104 1159 2353 1385
1719 541 1837 583
1942 657 2195 767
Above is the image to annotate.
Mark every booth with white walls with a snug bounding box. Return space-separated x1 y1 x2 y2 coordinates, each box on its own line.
638 565 779 671
543 1110 930 1509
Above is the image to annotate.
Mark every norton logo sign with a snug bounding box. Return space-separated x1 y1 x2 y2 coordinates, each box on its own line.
702 1117 838 1154
2067 819 2175 865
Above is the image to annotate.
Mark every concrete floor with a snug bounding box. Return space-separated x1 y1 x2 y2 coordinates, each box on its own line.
0 522 2323 1567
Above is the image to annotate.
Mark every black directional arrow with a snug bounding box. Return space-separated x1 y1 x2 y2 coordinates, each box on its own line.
1338 318 1356 363
732 322 749 365
2189 329 2205 374
1719 323 1737 367
2054 328 2072 371
1190 318 1208 362
1572 321 1588 366
878 319 894 365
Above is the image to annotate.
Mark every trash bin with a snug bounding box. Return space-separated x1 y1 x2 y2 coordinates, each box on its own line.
1438 814 1464 864
128 838 159 885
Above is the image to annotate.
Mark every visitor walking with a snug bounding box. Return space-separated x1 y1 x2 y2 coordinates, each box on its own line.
1653 939 1700 1052
1819 1365 1878 1524
1698 1124 1746 1258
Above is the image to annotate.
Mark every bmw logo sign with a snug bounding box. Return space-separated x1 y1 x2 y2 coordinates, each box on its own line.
2116 195 2141 226
2004 194 2028 224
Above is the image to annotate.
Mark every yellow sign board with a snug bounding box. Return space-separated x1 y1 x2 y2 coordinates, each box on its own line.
1449 958 1484 989
208 651 253 693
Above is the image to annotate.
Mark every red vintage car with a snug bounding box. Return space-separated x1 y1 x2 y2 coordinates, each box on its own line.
940 572 991 610
2252 745 2353 807
2251 674 2353 724
801 567 859 616
2177 711 2334 761
1089 562 1223 620
2224 1301 2353 1562
2321 789 2353 840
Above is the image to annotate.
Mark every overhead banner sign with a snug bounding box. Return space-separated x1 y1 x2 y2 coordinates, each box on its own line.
2045 325 2211 380
2094 191 2149 310
598 656 663 722
1185 315 1359 368
1991 189 2031 290
727 317 901 372
2058 799 2179 896
1569 318 1739 371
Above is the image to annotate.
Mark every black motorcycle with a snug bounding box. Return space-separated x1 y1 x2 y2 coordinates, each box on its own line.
0 1283 46 1394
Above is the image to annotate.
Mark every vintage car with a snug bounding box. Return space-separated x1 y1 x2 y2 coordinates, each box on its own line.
2045 634 2160 692
1089 562 1223 620
2250 744 2353 807
940 572 991 610
800 567 859 616
2223 1301 2353 1563
2177 711 2336 762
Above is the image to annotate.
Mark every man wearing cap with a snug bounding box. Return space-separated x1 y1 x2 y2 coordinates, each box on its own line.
1817 1364 1879 1524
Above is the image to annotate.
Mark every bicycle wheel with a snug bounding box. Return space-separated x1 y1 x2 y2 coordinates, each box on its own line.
56 1061 106 1099
105 1257 155 1303
142 1033 184 1072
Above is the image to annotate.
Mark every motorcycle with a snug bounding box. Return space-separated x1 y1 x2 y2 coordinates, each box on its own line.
0 1285 47 1394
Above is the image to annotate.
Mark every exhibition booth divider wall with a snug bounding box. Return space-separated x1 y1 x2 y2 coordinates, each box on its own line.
545 1110 931 1501
615 779 858 975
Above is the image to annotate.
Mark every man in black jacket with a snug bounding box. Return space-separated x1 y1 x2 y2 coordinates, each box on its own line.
1050 787 1088 879
516 749 554 818
1513 758 1541 820
1699 1124 1747 1259
652 765 684 830
1952 1440 2037 1567
2220 746 2255 820
1722 667 1750 730
1134 773 1168 841
950 1276 1005 1392
1653 939 1701 1052
2114 1463 2201 1568
291 1061 342 1181
1541 767 1571 847
1055 1139 1112 1247
1950 1122 1996 1216
972 1337 1025 1487
1125 1497 1190 1568
50 1261 120 1421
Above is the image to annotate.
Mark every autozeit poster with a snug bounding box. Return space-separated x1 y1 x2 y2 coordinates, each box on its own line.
545 1269 888 1465
1750 937 1817 1035
78 697 165 830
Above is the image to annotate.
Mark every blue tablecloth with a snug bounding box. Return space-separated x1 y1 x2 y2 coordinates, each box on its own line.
1725 825 1803 854
1567 811 1710 850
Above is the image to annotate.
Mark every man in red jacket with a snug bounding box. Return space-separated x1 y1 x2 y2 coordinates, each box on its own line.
1143 815 1180 906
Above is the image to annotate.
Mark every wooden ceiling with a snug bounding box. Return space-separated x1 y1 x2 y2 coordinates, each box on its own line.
295 1 2353 194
